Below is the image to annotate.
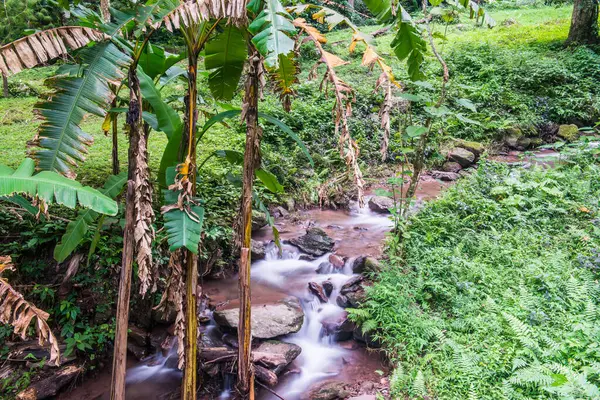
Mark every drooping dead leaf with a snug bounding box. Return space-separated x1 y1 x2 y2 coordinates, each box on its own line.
0 27 105 77
375 73 392 161
0 256 60 365
293 18 365 206
322 51 349 68
158 0 247 31
293 18 327 43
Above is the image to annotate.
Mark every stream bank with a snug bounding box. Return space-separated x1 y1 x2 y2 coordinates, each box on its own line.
53 144 562 400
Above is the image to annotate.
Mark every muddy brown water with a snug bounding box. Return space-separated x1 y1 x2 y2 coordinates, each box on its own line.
59 150 558 400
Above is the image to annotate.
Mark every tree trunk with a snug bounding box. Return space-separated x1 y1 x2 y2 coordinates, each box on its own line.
237 51 262 400
182 55 200 400
111 98 120 175
110 66 144 400
2 74 8 98
567 0 599 45
100 0 111 23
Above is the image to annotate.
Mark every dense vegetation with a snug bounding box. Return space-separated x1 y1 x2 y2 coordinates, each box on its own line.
354 145 600 398
0 0 599 399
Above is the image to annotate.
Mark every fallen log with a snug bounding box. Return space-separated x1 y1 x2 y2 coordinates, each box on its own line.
199 347 280 387
16 365 83 399
254 364 278 386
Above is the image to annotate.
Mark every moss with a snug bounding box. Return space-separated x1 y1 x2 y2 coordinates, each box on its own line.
557 124 579 142
453 139 486 156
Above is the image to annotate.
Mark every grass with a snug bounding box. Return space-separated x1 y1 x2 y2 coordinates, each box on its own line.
352 144 600 399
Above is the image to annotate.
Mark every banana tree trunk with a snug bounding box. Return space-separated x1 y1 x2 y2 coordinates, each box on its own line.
100 0 111 23
110 66 145 400
111 98 120 175
182 55 200 400
237 52 262 400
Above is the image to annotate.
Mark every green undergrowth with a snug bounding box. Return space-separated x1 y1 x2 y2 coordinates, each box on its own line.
352 146 600 399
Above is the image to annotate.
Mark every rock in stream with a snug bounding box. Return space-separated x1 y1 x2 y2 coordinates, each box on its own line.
213 297 304 339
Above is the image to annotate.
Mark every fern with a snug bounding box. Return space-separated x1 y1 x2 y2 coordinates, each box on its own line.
411 370 426 397
503 312 538 349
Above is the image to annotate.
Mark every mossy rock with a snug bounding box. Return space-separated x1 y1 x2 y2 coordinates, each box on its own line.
557 124 579 142
505 127 523 137
453 139 485 157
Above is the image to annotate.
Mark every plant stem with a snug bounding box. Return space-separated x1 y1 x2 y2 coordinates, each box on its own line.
182 54 199 400
110 65 142 400
237 50 262 399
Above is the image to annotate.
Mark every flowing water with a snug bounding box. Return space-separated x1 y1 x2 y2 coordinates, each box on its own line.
59 152 559 399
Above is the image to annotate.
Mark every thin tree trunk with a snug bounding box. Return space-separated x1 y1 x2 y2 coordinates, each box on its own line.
111 98 120 175
237 51 262 400
100 0 111 23
182 55 200 400
2 74 7 97
110 66 144 400
567 0 599 45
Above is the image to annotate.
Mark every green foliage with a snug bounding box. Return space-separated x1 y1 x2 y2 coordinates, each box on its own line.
0 158 118 215
53 172 126 262
205 24 248 100
163 205 205 254
358 149 600 399
31 42 131 176
248 0 297 68
0 0 62 44
138 64 182 138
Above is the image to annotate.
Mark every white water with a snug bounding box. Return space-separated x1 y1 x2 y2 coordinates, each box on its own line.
250 200 392 399
123 199 392 399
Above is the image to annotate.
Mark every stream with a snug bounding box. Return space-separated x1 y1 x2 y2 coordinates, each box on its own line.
59 149 559 400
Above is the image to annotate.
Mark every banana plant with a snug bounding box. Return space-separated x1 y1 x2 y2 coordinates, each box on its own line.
0 158 118 216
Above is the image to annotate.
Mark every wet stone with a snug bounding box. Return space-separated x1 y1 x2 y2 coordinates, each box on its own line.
317 261 334 274
289 228 335 257
447 147 475 167
308 282 328 303
329 254 345 268
251 239 267 260
431 170 460 182
368 196 394 214
305 380 350 400
341 276 364 294
213 297 304 339
322 280 334 297
253 340 302 374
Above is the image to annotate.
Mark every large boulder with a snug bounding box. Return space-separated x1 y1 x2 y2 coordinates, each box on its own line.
447 147 475 167
213 298 304 339
368 196 394 214
558 124 579 142
337 289 366 308
253 340 302 374
289 228 335 257
251 239 267 260
304 380 350 400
